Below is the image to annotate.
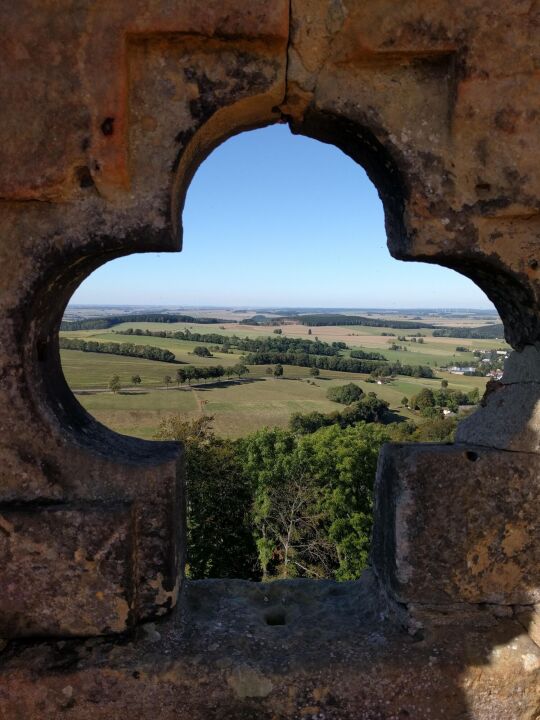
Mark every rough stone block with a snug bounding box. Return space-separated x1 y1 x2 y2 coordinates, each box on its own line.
1 576 539 720
0 505 133 637
455 382 540 452
372 443 540 606
455 347 540 452
502 345 540 385
0 445 185 638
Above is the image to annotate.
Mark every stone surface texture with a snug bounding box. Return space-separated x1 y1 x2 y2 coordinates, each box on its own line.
0 574 539 720
372 443 540 606
0 0 539 717
456 345 540 451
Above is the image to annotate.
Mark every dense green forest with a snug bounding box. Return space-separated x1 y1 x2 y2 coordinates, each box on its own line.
432 323 505 339
156 411 459 581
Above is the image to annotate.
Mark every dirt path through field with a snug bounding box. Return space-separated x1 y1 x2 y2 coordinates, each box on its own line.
191 387 205 416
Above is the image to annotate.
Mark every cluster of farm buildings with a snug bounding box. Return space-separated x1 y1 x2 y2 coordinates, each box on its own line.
447 349 508 379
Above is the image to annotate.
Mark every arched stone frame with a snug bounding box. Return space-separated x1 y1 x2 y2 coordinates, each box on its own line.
0 1 538 715
1 0 538 629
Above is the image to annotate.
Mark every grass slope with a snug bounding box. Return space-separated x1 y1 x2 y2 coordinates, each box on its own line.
62 346 488 439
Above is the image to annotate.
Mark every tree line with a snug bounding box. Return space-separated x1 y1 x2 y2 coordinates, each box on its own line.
175 364 249 385
277 313 435 329
349 349 387 360
60 313 231 331
432 323 504 339
59 337 177 363
62 336 434 379
117 327 348 356
105 365 251 393
244 350 435 378
408 386 480 416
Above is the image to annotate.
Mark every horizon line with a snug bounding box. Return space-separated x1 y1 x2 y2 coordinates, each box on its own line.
66 303 498 312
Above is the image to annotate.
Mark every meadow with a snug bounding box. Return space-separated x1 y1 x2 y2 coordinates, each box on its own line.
60 315 500 439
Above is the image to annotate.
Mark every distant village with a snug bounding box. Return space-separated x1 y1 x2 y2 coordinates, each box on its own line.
446 348 508 380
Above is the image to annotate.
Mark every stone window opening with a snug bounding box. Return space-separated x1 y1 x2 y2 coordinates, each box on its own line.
55 123 494 586
1 9 538 711
9 104 537 630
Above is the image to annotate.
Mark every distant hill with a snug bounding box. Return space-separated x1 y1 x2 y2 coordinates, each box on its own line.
239 314 275 325
276 314 436 330
61 313 233 331
432 323 505 339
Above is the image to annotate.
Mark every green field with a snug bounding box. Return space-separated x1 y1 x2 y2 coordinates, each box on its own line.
60 314 496 439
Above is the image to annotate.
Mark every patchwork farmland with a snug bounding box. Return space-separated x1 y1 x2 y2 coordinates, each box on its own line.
60 309 506 439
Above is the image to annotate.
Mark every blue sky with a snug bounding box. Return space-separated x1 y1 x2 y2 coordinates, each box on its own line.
72 124 492 309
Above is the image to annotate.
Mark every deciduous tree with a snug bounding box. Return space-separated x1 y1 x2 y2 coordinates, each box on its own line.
109 375 121 394
273 364 284 378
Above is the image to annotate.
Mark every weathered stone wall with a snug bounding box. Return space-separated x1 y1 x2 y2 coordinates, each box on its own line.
0 1 538 717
